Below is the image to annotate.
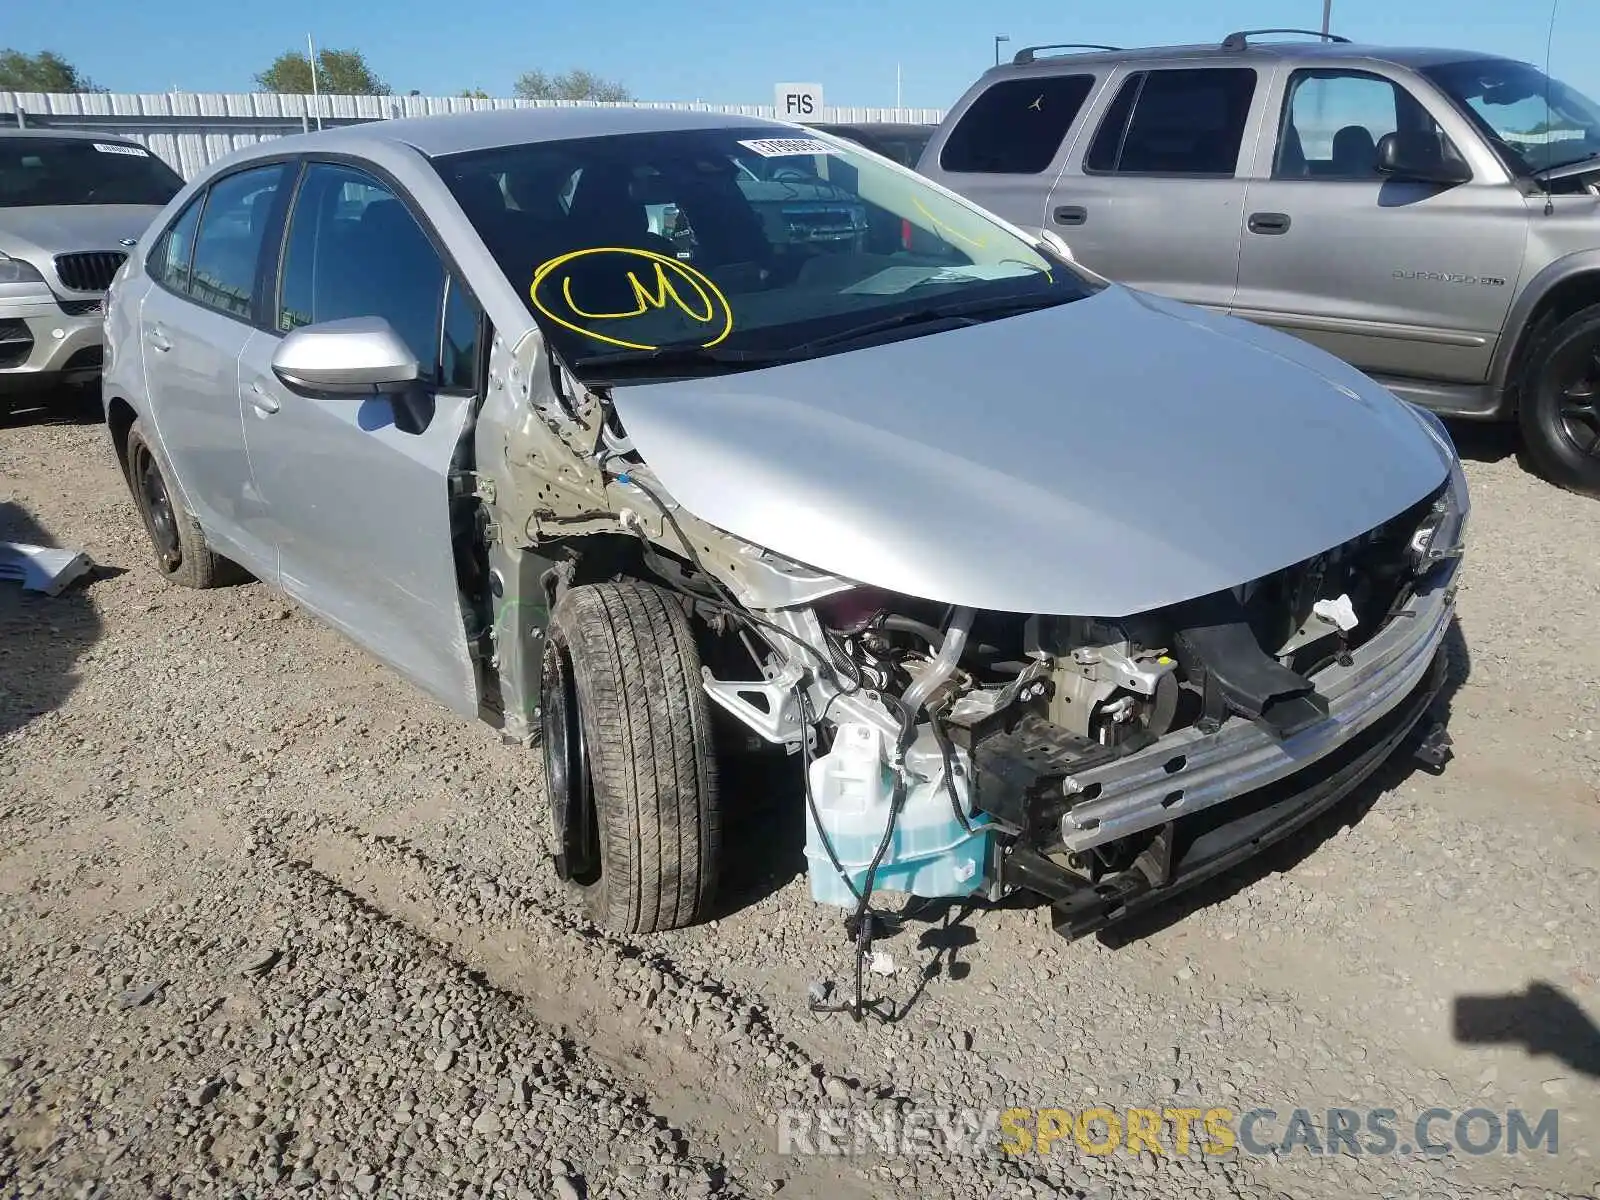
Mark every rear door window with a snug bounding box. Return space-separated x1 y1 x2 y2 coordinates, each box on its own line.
939 75 1096 173
186 164 288 318
148 196 203 293
1086 68 1258 176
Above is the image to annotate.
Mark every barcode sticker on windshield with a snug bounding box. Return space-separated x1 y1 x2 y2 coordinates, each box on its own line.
737 137 836 158
93 142 149 157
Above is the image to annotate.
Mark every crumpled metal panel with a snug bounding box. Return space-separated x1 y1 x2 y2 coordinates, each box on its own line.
0 541 95 596
610 286 1453 617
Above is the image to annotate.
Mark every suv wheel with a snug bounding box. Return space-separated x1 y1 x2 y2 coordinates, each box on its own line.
124 419 239 588
1519 303 1600 498
540 581 721 933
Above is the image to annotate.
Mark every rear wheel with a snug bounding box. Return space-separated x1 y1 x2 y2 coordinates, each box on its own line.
1518 303 1600 498
540 581 721 933
124 419 237 588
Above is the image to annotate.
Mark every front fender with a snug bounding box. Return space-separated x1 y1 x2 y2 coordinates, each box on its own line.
1491 246 1600 395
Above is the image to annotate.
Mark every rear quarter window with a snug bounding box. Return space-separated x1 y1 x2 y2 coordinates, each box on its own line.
939 75 1096 174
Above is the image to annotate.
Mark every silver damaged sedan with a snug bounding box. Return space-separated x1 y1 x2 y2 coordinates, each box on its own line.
102 109 1468 942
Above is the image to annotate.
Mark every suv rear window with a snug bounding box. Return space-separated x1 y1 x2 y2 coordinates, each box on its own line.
939 75 1096 174
1086 68 1258 176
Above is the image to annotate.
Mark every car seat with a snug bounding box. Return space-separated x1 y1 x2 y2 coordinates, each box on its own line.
1331 126 1379 177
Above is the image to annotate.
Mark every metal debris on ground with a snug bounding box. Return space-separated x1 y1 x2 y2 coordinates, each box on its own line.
0 541 96 596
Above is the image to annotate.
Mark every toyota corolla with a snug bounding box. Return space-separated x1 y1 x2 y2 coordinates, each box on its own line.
101 109 1467 947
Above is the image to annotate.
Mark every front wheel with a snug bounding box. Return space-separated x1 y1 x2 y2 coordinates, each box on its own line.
540 581 721 933
1518 303 1600 498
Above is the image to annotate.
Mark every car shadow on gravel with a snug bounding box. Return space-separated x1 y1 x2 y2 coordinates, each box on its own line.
1443 418 1517 465
1080 616 1473 950
0 384 103 429
1453 981 1600 1080
0 501 106 737
708 747 809 918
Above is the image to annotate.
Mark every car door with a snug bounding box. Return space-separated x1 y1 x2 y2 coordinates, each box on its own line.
1045 65 1265 311
1234 66 1530 385
239 160 485 717
139 162 289 578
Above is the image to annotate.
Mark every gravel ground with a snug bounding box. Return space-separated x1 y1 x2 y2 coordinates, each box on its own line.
1 395 1597 1200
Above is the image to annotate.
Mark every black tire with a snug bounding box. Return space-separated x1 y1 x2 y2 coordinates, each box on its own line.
1518 303 1600 498
124 418 237 588
540 581 721 933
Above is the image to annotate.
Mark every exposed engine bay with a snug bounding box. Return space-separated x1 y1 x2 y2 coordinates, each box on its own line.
463 330 1465 1018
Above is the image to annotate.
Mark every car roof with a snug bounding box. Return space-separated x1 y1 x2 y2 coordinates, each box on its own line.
989 39 1512 75
229 106 799 163
0 128 147 144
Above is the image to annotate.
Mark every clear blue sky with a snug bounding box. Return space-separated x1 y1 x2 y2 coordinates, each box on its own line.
7 0 1595 108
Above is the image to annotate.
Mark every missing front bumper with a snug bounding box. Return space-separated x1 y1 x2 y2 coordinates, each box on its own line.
1056 560 1457 854
1004 644 1449 940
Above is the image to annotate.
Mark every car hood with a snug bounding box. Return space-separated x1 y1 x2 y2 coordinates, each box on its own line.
609 284 1451 617
0 205 161 262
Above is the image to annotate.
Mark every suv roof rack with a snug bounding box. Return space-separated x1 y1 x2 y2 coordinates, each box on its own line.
1012 43 1123 65
1221 28 1351 51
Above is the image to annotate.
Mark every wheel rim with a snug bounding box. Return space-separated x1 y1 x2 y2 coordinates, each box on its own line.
133 445 182 571
541 641 599 884
1551 338 1600 458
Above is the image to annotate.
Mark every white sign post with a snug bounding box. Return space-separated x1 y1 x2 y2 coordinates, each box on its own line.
774 82 825 121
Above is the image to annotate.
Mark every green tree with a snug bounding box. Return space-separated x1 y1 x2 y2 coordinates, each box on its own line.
513 69 631 102
0 49 103 93
255 48 389 95
459 87 490 99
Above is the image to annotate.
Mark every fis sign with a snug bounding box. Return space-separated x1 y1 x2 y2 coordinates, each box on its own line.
774 82 824 118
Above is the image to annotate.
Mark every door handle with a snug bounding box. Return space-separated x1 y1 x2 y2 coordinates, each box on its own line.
146 327 172 353
246 382 280 415
1248 212 1292 235
1053 205 1088 227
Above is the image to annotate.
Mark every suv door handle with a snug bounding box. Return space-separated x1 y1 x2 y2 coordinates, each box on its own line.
146 327 172 353
1053 205 1088 227
246 382 280 415
1248 212 1292 235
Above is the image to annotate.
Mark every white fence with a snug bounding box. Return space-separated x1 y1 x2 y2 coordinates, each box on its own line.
1 91 947 179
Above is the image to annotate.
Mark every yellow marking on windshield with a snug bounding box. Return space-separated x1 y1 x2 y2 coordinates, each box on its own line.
530 247 734 351
910 196 989 251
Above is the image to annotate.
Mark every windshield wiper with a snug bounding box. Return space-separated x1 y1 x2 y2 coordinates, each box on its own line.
791 293 1069 355
571 344 795 375
572 293 1071 374
1533 152 1600 183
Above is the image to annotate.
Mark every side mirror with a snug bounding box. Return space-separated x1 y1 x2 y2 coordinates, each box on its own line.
1376 132 1471 186
271 316 419 395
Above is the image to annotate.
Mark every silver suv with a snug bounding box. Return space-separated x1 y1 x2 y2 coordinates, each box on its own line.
919 30 1600 496
0 130 184 415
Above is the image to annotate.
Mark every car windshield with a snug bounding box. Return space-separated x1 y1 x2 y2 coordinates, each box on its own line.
0 137 185 207
435 126 1094 375
1422 58 1600 176
817 125 935 169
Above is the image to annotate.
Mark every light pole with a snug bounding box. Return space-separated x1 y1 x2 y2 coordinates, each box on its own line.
1321 0 1332 36
994 34 1010 66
